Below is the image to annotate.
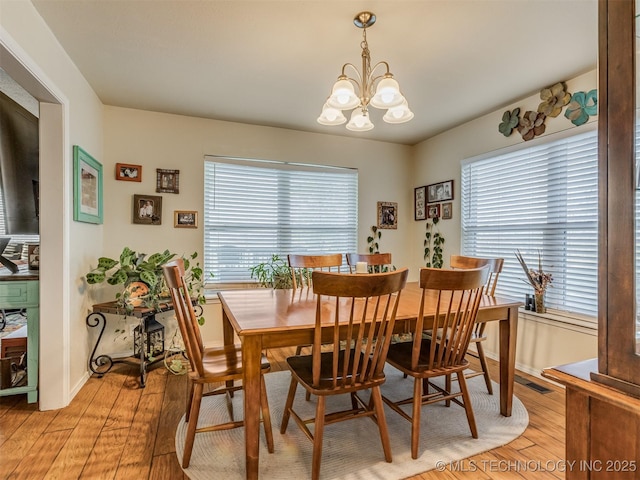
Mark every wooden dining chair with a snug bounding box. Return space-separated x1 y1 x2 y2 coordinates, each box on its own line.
450 255 504 394
382 266 489 459
346 252 393 273
162 259 274 468
288 253 344 360
287 253 343 289
280 268 409 480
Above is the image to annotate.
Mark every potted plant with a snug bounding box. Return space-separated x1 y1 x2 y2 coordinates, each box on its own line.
249 254 293 289
85 247 207 322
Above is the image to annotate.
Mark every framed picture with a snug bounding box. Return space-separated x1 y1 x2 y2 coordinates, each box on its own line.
174 210 198 228
27 244 40 270
442 202 453 220
414 186 426 220
427 204 441 219
73 145 103 224
156 169 180 194
427 179 454 203
133 194 162 225
377 201 398 229
116 163 142 182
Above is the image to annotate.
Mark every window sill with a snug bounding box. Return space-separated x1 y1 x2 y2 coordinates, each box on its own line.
518 307 597 335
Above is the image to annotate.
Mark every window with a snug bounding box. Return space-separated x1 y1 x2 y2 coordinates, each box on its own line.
461 127 598 319
203 157 358 284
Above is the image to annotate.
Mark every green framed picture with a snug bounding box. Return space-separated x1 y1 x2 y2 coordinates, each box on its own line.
73 145 103 224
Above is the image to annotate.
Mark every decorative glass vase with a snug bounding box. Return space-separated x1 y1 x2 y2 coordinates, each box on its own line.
534 291 546 314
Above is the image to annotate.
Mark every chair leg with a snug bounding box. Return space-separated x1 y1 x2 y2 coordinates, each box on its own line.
370 386 392 463
182 382 204 468
260 375 274 453
185 379 194 422
411 378 422 459
476 342 493 395
457 371 478 438
280 377 298 434
311 395 326 480
445 374 452 407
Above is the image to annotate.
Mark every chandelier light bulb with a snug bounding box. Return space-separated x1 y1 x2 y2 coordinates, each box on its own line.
346 109 374 132
327 78 359 110
383 100 414 124
317 102 347 125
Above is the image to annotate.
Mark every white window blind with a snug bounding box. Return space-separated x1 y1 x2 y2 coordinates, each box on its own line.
461 128 598 318
203 157 358 284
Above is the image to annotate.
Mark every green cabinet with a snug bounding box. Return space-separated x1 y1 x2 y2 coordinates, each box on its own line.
0 280 39 403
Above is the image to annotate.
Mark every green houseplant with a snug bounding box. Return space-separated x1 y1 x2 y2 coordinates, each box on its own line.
85 247 207 322
249 254 292 289
424 217 445 268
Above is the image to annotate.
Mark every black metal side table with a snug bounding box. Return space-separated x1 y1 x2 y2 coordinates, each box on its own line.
86 301 174 388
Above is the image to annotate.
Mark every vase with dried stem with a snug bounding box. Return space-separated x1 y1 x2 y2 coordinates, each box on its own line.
515 249 553 313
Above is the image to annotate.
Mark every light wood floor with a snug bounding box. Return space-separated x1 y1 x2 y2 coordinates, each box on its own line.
0 348 566 479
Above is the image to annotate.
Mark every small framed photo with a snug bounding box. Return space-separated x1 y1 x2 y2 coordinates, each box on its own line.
156 169 180 194
174 210 198 228
116 163 142 182
427 204 441 219
377 201 398 229
442 202 452 220
133 194 162 225
414 186 426 221
73 146 103 224
427 180 454 203
27 244 40 270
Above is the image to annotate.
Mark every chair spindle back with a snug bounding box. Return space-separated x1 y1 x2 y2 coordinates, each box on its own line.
163 259 205 377
287 253 343 289
450 255 504 296
413 266 489 371
310 268 408 390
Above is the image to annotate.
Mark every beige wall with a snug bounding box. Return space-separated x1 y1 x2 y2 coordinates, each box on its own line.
412 70 599 375
96 106 414 353
1 0 104 409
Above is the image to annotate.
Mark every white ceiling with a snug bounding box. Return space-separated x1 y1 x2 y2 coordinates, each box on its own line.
31 0 598 146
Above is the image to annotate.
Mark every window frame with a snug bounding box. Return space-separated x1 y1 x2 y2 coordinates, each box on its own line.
461 123 598 324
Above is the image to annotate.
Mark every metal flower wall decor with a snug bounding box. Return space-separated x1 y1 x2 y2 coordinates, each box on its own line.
564 89 598 126
498 107 520 137
498 81 597 140
518 111 546 141
537 82 571 117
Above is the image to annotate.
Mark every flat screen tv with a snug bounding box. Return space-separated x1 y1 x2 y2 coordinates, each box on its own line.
0 90 39 273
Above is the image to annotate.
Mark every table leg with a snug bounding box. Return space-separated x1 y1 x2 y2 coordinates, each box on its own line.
222 308 234 346
242 335 262 480
499 306 518 417
86 312 115 376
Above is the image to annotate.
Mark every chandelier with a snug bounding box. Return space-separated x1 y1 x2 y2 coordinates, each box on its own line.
317 11 413 132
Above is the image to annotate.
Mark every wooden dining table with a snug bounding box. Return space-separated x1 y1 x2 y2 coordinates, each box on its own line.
218 282 521 480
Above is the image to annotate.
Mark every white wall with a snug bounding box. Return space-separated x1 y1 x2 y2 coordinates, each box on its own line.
1 0 104 409
412 70 599 375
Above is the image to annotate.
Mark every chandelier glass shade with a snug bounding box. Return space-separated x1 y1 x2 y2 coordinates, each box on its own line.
317 12 413 130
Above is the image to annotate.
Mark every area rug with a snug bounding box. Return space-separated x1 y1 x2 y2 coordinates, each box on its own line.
176 367 529 480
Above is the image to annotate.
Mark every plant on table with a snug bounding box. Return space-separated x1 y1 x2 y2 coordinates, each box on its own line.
85 247 207 323
249 254 293 289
